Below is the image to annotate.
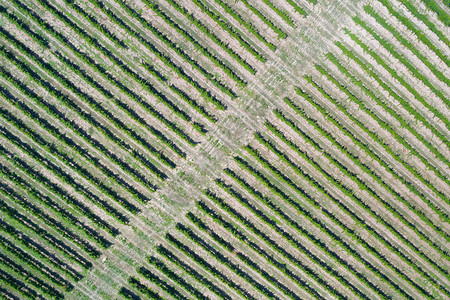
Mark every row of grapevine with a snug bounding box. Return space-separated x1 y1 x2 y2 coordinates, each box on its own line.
280 96 448 241
0 216 83 282
375 0 449 67
331 42 449 161
313 63 449 201
364 5 448 85
41 2 199 148
84 0 235 100
127 277 164 299
123 151 432 300
396 0 449 47
0 181 100 259
213 177 367 299
0 6 49 48
239 0 288 38
351 16 449 117
261 113 448 285
0 125 129 225
148 255 208 300
304 74 449 216
118 0 250 91
212 0 277 51
0 80 148 224
143 0 253 84
0 1 184 290
0 117 140 215
2 45 148 232
123 141 445 300
155 244 231 299
420 0 450 26
244 141 448 298
33 0 205 141
245 114 448 293
0 110 118 236
272 108 448 253
165 232 258 299
0 227 74 292
201 189 338 299
176 222 287 299
221 164 395 299
65 1 128 48
325 49 450 189
122 198 325 299
261 0 296 25
0 31 169 187
0 267 42 299
6 0 205 148
175 0 265 64
235 148 434 299
0 160 111 249
359 13 449 108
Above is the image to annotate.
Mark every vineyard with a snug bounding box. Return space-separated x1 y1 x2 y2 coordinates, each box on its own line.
0 0 448 299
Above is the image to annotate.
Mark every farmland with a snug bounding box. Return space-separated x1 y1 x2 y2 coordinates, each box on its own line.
0 0 448 299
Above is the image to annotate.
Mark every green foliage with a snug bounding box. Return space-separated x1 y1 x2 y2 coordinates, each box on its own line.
128 277 163 299
333 42 449 151
315 63 449 198
0 195 93 268
363 6 449 88
421 0 450 26
248 133 445 296
274 107 449 251
9 0 199 151
399 0 449 45
239 0 288 39
197 197 323 298
143 0 254 81
0 161 111 249
165 231 255 299
262 0 296 25
0 182 100 259
0 67 121 235
176 222 281 299
270 110 449 267
304 75 449 218
156 244 231 299
0 268 41 299
222 164 392 299
0 83 152 204
285 0 307 15
148 255 209 300
376 0 449 67
118 287 140 300
352 17 449 110
327 62 449 196
213 0 276 51
326 50 450 179
137 267 187 299
185 0 266 63
0 131 130 225
0 235 73 291
0 109 146 211
0 218 82 281
0 40 165 190
0 6 49 48
65 1 128 48
213 180 350 298
0 253 64 299
13 0 198 149
100 0 235 100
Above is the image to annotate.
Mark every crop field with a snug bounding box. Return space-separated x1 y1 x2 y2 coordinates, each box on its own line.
0 0 448 299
